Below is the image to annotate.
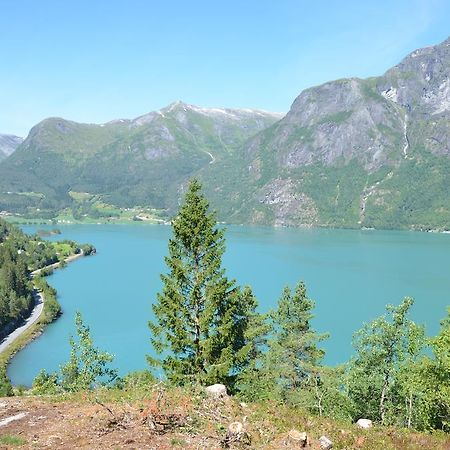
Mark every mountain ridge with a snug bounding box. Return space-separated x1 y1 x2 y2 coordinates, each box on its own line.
1 37 449 230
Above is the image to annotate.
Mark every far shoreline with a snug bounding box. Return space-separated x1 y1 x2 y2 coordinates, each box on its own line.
5 216 450 236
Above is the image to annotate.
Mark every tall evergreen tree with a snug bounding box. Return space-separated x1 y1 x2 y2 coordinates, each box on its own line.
238 282 328 405
148 179 260 389
268 282 327 397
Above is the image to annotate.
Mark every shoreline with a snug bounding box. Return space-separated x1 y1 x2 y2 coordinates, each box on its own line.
0 252 86 370
30 250 85 277
2 213 450 234
0 290 44 355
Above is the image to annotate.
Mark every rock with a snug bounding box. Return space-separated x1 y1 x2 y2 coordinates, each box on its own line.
228 421 243 435
287 429 309 447
319 435 333 449
356 418 373 429
0 412 29 427
223 421 250 447
205 383 228 399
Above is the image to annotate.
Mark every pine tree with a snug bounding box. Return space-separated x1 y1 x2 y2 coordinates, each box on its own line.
148 179 260 389
237 281 328 404
268 282 328 397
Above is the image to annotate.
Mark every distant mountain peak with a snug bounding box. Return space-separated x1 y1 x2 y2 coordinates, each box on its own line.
0 134 23 161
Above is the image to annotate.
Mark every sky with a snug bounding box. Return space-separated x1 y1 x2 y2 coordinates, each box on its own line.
1 0 450 136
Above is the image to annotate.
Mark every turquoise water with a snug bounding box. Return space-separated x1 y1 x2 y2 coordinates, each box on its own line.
7 224 450 386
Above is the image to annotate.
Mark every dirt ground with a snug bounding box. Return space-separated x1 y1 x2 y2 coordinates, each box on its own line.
0 397 221 449
1 395 450 450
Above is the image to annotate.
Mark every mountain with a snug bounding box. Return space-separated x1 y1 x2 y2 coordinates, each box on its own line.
0 103 282 217
200 37 450 229
0 134 23 161
1 37 449 230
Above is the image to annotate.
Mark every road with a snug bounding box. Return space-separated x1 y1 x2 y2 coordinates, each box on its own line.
0 251 85 355
0 290 44 354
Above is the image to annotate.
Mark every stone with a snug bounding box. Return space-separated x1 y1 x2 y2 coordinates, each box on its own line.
319 435 333 449
205 383 228 399
287 429 309 447
356 418 373 429
228 421 243 435
223 421 250 446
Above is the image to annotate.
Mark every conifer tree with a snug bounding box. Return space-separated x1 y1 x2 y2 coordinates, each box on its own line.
267 282 328 398
148 179 260 389
237 281 328 403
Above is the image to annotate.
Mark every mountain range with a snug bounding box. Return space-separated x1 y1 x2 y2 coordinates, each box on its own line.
0 134 22 161
1 37 450 230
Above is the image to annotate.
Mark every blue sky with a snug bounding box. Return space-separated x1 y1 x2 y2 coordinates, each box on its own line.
1 0 450 136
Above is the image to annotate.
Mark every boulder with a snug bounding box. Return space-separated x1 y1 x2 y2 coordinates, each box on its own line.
319 435 333 449
205 383 228 399
356 418 373 429
287 429 309 447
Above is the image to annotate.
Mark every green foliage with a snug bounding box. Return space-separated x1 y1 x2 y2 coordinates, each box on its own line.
32 313 118 393
149 179 263 390
122 370 156 391
317 110 353 124
347 297 426 426
33 276 61 323
80 243 96 255
418 308 450 431
0 368 13 396
267 282 328 397
60 312 118 391
0 220 34 330
238 282 334 416
32 369 61 395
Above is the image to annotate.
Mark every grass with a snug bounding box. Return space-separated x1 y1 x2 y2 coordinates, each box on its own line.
0 435 26 446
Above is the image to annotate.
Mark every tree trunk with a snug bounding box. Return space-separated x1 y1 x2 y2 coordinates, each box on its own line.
314 376 323 417
407 391 413 428
379 373 389 424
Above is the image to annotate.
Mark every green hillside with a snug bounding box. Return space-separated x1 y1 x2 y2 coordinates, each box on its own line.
1 38 450 230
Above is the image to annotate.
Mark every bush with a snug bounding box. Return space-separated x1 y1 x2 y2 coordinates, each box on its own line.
0 369 13 397
32 369 61 395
